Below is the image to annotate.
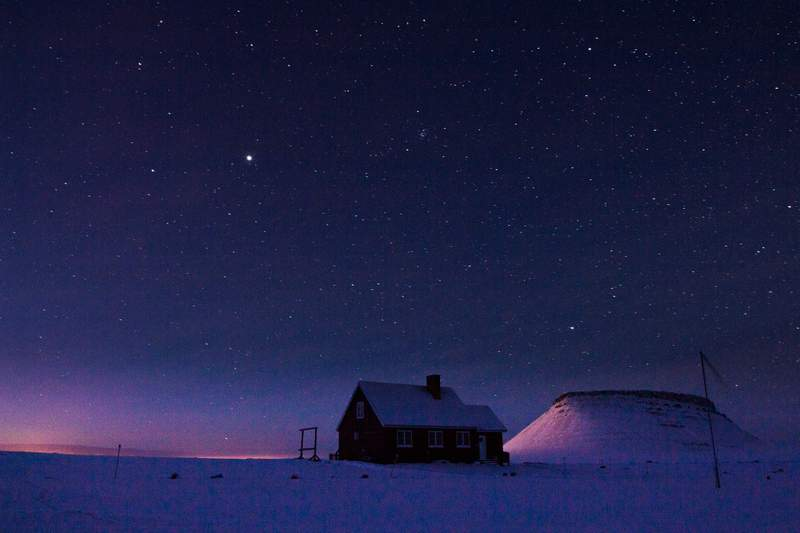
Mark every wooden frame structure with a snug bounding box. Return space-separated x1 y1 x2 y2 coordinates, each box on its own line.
298 426 320 461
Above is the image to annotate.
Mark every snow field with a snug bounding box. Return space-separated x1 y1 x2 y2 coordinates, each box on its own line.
1 451 798 532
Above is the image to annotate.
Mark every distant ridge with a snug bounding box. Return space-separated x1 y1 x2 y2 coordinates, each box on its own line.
0 444 184 458
0 443 292 459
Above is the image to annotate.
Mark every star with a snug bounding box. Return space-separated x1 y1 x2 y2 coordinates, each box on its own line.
245 154 253 162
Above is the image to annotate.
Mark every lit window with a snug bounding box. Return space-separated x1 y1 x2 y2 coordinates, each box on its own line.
456 431 471 448
396 429 413 448
356 401 365 419
428 430 443 448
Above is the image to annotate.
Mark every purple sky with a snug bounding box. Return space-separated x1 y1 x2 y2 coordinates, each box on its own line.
2 1 798 455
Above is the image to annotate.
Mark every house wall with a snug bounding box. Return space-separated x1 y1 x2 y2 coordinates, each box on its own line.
337 386 507 463
388 428 480 463
479 431 505 461
337 387 386 461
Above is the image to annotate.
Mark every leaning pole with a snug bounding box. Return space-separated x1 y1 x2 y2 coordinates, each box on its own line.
699 351 721 489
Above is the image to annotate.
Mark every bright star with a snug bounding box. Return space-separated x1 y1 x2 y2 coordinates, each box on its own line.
245 154 253 162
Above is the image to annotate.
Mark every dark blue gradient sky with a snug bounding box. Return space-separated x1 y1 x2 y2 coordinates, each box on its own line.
1 1 798 455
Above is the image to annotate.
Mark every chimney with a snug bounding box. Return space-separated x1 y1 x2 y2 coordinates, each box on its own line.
426 374 441 400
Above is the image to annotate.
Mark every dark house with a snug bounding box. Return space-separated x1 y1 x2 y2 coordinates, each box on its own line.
336 375 508 464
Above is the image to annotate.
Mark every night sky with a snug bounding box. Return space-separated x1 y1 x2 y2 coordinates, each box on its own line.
2 1 798 456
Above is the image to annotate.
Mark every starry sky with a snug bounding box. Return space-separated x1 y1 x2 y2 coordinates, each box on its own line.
2 1 798 456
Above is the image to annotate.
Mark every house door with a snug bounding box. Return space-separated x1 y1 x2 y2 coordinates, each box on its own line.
478 435 487 461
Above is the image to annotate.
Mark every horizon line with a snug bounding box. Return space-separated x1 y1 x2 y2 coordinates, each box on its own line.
0 443 294 460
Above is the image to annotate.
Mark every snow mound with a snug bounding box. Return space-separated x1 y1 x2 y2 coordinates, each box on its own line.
506 390 760 464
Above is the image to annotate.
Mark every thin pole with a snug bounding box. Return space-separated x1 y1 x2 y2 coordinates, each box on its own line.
700 352 721 489
299 429 305 459
113 444 121 480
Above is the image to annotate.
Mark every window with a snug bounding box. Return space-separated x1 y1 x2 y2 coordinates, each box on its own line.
353 431 359 441
356 401 365 419
456 431 471 448
427 430 443 448
396 429 413 448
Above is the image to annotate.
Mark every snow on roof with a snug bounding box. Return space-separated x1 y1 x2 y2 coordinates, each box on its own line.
357 380 506 432
463 405 507 432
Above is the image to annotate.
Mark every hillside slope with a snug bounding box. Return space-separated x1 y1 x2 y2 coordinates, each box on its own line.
506 390 760 463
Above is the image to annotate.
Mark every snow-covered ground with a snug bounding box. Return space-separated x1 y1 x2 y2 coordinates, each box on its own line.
1 451 798 531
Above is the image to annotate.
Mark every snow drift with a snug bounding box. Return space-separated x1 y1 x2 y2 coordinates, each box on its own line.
506 390 760 464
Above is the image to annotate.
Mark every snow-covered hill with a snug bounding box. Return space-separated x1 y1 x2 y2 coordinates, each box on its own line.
506 390 762 464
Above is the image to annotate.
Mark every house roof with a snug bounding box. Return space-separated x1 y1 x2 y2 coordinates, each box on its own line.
463 405 507 432
352 380 506 432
